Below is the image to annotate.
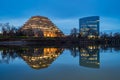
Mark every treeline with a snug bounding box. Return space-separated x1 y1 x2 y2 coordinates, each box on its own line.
100 32 120 44
0 23 25 37
70 28 120 44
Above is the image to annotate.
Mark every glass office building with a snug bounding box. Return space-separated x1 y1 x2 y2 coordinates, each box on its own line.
79 16 99 38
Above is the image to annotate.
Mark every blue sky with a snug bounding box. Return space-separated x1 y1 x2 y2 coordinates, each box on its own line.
0 0 120 34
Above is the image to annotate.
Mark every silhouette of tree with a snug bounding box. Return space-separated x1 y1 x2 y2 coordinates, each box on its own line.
113 33 120 39
100 33 109 39
70 28 79 38
0 23 18 37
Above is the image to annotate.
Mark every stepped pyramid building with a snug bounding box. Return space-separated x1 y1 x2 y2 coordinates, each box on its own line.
20 16 64 37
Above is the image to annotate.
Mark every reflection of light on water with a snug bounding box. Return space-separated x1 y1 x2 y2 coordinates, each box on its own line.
80 46 100 68
81 53 89 57
97 62 100 64
89 58 97 60
88 46 97 50
80 49 86 53
21 48 63 69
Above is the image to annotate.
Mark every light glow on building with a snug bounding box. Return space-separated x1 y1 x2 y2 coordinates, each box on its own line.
20 47 64 69
20 16 64 37
79 16 99 38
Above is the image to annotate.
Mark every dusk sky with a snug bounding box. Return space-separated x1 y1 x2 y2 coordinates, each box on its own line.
0 0 120 34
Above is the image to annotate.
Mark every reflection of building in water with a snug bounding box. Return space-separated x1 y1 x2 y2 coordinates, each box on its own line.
79 46 100 68
70 47 80 57
20 48 63 69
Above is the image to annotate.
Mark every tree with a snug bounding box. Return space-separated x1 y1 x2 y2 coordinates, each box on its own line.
113 33 120 39
100 33 109 39
70 28 79 38
9 26 18 36
0 23 18 37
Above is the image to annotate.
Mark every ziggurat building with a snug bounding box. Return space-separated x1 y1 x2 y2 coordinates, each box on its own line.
20 16 64 37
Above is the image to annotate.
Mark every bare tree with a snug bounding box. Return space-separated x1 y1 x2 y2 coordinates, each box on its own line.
70 28 79 38
0 23 18 37
113 33 120 38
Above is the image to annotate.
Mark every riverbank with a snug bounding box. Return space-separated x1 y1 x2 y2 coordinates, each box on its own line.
0 37 120 46
0 41 27 45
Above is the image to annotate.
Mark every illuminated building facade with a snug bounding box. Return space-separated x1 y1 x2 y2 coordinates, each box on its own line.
20 16 64 37
79 16 99 38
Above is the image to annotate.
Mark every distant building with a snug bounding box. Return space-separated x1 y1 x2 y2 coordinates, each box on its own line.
79 16 99 38
20 16 64 37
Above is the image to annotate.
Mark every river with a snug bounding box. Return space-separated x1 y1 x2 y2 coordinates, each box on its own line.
0 45 120 80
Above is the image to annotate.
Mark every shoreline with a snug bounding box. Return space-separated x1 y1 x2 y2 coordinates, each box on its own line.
0 41 27 45
0 37 120 46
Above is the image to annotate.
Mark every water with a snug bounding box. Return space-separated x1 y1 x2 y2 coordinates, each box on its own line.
0 45 120 80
